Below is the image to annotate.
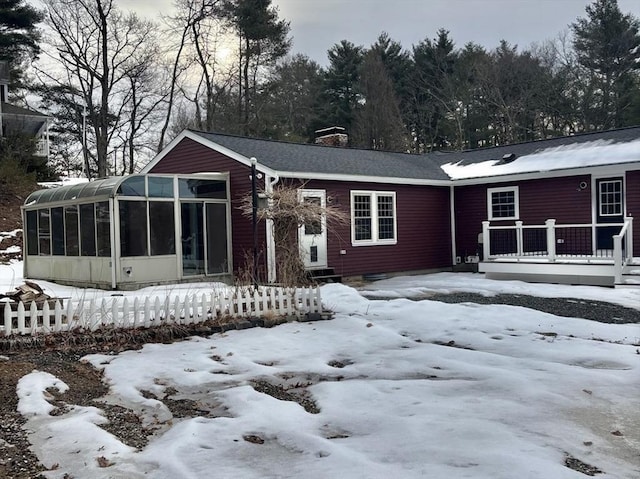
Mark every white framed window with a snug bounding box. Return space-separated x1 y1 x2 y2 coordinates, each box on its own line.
487 186 519 220
598 179 623 216
351 191 397 245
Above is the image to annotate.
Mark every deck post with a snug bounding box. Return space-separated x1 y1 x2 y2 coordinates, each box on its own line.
545 219 556 262
515 221 523 257
626 217 633 260
614 234 623 284
482 221 490 260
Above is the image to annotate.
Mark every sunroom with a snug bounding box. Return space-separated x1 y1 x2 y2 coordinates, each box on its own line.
22 174 232 290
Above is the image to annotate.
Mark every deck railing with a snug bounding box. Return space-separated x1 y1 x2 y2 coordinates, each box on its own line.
1 285 323 337
482 218 633 273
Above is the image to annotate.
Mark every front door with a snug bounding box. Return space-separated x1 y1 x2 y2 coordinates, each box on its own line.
595 177 624 251
299 189 327 269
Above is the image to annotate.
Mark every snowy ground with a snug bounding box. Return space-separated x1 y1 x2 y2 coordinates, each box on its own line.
3 262 640 478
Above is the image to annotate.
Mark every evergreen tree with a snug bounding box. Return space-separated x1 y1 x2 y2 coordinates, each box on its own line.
261 54 324 141
319 40 364 135
409 29 457 151
222 0 291 135
572 0 640 129
352 50 408 151
0 0 43 86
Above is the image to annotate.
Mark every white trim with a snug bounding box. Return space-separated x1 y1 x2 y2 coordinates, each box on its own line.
487 186 519 221
350 190 398 246
451 161 640 186
450 185 457 265
597 179 623 217
279 171 451 186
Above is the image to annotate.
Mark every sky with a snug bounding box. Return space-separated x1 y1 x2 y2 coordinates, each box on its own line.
123 0 640 65
5 264 640 478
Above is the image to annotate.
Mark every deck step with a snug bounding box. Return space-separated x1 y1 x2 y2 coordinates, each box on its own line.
307 268 342 284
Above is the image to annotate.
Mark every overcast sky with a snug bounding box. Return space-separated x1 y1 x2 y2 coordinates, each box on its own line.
126 0 640 65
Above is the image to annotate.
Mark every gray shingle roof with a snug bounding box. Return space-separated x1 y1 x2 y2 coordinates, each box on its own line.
189 130 451 181
189 126 640 182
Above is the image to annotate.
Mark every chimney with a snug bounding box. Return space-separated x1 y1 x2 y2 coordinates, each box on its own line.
315 126 348 147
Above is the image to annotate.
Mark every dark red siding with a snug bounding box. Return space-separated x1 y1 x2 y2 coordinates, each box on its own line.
454 175 592 259
304 180 452 277
626 170 640 251
148 138 453 278
148 138 268 278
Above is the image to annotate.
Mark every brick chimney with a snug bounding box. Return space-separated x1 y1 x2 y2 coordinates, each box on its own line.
314 126 348 147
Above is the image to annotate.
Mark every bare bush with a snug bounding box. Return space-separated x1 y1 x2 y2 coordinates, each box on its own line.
239 183 348 286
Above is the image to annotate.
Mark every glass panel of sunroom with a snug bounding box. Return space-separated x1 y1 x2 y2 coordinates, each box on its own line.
96 201 111 257
206 203 228 274
119 201 148 256
149 202 175 255
148 176 174 198
38 209 51 255
80 203 96 256
51 207 65 255
118 176 145 196
26 210 38 255
179 179 226 199
65 205 80 256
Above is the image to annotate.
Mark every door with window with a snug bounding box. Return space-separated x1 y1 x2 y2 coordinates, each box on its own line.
298 190 327 269
595 177 624 251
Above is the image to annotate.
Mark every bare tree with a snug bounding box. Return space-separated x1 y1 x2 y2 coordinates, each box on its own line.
42 0 162 178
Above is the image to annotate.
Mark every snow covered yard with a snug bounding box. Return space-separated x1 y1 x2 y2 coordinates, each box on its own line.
2 262 640 478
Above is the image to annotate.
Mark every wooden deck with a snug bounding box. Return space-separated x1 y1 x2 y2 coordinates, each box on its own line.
479 219 636 287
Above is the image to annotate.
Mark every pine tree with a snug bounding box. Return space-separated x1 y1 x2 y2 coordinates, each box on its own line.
0 0 43 86
572 0 640 129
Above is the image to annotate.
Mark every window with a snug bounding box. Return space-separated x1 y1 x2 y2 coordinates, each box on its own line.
119 201 148 256
148 176 174 198
51 207 65 255
487 186 519 220
38 209 51 255
96 202 111 257
117 176 145 196
351 191 397 245
179 179 226 199
599 180 623 216
149 202 175 255
26 210 38 256
80 203 96 256
64 205 79 256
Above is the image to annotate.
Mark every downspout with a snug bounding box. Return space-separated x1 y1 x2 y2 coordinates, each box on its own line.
450 184 457 267
265 172 280 283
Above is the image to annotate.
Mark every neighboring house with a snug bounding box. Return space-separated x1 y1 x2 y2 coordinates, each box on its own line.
0 61 50 159
21 126 640 289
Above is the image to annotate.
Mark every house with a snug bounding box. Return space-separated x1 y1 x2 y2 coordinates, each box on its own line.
0 62 50 159
21 126 640 289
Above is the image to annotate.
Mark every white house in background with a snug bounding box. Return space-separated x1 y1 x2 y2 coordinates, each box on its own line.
0 61 50 160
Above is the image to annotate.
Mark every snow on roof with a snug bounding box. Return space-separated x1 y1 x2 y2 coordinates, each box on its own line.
441 139 640 180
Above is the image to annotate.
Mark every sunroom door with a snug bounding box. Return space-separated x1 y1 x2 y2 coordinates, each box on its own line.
595 177 624 251
180 202 229 276
299 190 327 269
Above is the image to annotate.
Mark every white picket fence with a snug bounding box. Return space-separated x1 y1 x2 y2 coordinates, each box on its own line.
1 286 323 337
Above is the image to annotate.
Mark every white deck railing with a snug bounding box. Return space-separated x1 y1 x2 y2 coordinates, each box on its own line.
1 286 323 337
482 218 633 279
